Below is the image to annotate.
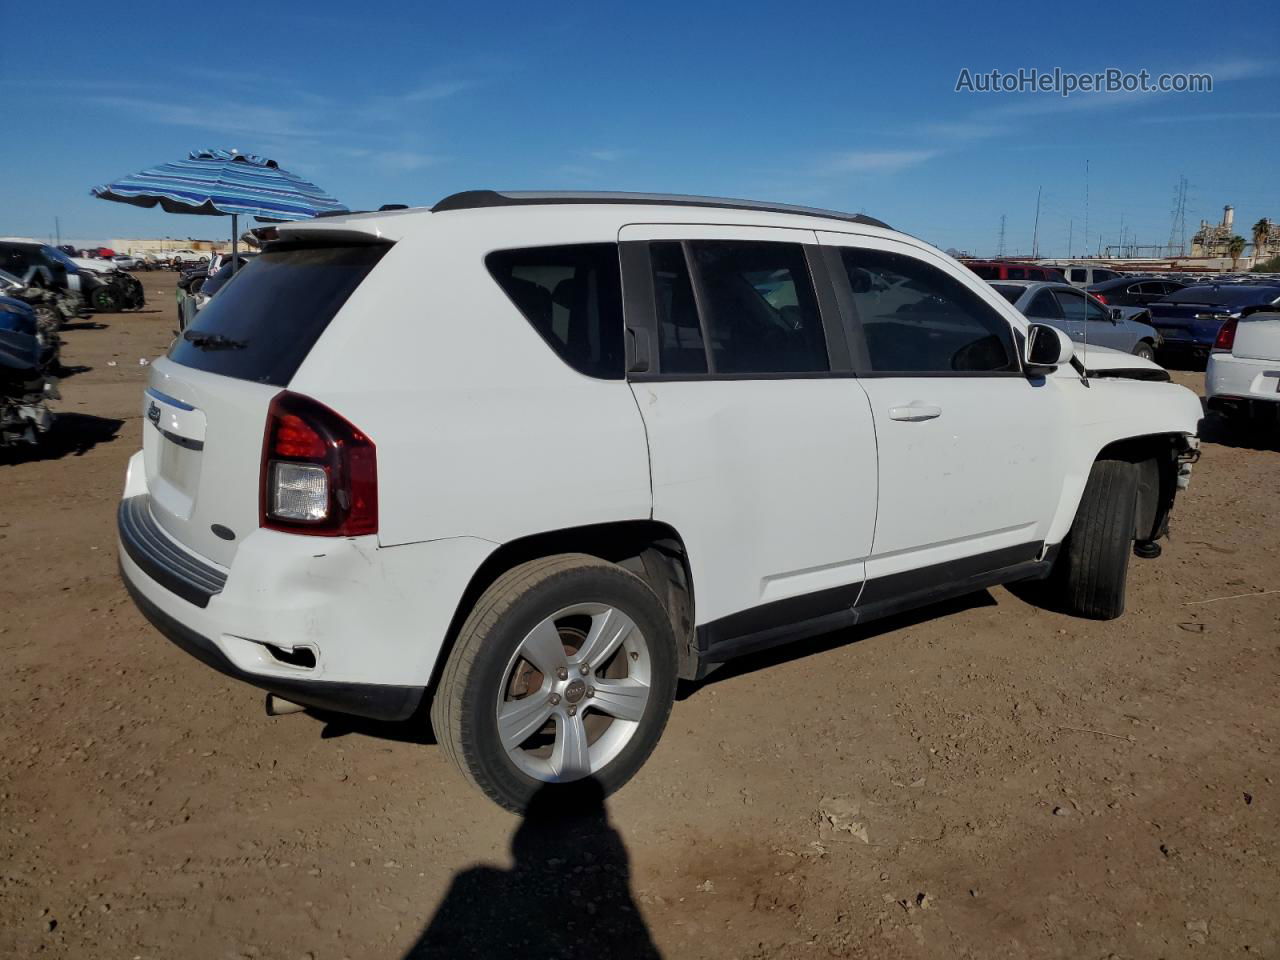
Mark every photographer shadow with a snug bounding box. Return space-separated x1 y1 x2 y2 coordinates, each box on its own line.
405 778 660 959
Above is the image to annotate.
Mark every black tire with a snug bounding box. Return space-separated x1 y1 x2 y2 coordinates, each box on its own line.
1132 341 1156 362
33 304 60 335
431 553 678 813
1055 459 1138 619
90 286 119 312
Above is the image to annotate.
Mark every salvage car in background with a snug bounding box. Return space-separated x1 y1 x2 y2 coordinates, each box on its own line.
1206 306 1280 428
1148 284 1280 363
1087 276 1188 309
962 260 1065 282
177 253 256 330
990 280 1161 360
71 257 146 312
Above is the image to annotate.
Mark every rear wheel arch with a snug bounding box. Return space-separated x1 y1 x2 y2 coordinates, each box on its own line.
429 520 697 699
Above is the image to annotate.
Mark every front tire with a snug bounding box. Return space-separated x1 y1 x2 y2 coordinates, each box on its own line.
1132 341 1156 362
91 286 119 312
1055 460 1138 619
431 554 678 813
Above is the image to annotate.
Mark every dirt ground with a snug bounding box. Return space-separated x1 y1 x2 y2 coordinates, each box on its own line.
2 270 1278 959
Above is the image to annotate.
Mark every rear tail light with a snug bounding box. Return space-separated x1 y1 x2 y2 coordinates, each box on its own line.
261 392 377 536
1213 317 1238 352
1092 293 1108 304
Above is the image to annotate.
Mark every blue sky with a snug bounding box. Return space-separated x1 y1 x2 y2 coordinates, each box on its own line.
5 0 1278 256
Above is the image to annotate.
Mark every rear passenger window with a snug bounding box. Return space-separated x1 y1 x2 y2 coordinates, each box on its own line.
688 241 828 374
1007 267 1026 280
486 244 625 379
1070 268 1088 282
650 242 707 374
837 248 1017 374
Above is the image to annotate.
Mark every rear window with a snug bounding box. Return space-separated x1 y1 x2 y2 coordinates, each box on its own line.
486 243 625 379
169 244 388 386
990 284 1023 304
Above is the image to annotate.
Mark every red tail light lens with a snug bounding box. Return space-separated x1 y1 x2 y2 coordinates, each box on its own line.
1092 293 1108 304
261 391 377 536
1214 317 1238 351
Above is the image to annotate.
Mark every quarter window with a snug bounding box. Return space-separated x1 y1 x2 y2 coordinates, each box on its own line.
1069 268 1088 282
837 248 1017 373
486 244 625 379
1026 290 1064 319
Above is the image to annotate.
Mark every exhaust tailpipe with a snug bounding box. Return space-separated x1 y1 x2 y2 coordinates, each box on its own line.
265 694 307 717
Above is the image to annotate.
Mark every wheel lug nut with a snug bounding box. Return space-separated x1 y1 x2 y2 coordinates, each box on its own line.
586 687 595 698
567 705 577 717
548 694 561 706
579 664 590 676
556 667 568 681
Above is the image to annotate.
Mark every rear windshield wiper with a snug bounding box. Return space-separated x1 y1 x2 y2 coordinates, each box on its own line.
182 330 247 350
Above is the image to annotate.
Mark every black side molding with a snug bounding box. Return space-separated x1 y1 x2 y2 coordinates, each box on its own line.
694 542 1056 674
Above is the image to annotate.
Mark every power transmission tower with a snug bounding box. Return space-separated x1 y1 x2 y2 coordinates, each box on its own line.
997 214 1006 257
1168 175 1188 255
1031 186 1042 259
1067 218 1074 258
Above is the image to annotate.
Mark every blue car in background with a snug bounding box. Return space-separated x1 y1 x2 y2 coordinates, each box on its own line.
1148 284 1280 361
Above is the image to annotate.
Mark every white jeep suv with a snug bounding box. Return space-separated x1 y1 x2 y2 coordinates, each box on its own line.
118 191 1202 811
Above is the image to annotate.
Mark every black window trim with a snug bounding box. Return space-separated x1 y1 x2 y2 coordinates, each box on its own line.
823 243 1025 379
621 239 854 382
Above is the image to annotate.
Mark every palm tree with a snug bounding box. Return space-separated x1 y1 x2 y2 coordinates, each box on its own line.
1228 235 1247 271
1253 218 1271 262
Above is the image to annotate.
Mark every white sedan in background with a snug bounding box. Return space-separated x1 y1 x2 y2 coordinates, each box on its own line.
1207 308 1280 427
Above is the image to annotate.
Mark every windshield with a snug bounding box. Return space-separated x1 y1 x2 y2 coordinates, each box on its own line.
1164 285 1280 307
169 243 390 386
989 284 1023 304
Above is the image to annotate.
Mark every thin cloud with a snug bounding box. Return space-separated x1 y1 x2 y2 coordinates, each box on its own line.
1138 111 1280 124
88 95 318 140
402 81 471 103
823 149 941 175
373 150 440 172
588 149 627 162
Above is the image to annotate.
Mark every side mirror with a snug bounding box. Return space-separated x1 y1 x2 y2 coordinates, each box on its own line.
1025 322 1074 374
1111 307 1124 322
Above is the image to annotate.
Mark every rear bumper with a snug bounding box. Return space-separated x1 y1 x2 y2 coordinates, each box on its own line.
1206 353 1280 410
122 567 424 721
116 451 498 722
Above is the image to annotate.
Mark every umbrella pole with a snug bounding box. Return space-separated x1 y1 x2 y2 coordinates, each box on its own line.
231 214 238 276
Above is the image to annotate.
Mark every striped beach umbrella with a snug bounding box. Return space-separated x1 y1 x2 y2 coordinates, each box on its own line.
92 148 347 270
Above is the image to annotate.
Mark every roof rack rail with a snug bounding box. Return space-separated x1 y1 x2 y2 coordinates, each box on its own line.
430 190 892 230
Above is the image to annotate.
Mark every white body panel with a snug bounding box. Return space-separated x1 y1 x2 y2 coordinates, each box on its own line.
122 452 493 686
118 200 1202 701
616 222 877 621
816 231 1064 573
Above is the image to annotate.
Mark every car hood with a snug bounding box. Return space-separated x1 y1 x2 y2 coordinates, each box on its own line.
72 258 116 274
1073 343 1168 380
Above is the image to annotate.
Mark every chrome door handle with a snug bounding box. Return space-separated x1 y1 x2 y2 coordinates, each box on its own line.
888 403 942 422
